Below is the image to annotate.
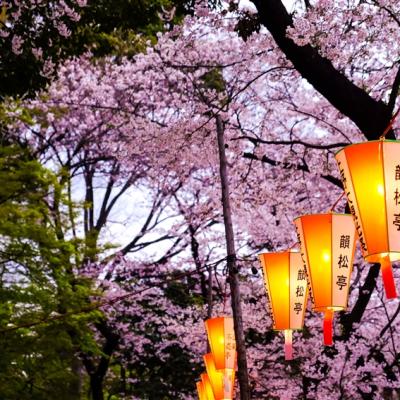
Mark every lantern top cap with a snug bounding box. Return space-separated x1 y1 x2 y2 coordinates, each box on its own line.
204 316 233 327
334 139 400 155
293 212 352 222
258 249 299 256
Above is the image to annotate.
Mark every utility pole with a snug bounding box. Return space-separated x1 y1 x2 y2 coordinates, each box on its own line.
216 115 251 400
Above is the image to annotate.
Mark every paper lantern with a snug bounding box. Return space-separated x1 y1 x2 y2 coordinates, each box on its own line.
258 250 308 359
204 317 236 370
336 140 400 299
201 373 216 400
294 213 356 345
196 381 208 400
203 353 235 400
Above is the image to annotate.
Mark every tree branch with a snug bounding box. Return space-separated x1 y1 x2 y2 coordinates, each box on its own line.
251 0 392 139
388 65 400 112
234 135 349 150
242 151 342 187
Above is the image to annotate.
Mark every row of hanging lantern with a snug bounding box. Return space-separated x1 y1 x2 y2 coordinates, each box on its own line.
196 317 237 400
196 139 400 396
259 140 400 359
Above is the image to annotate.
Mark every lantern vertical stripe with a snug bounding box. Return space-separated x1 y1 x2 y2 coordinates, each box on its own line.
289 252 308 328
262 252 290 330
205 318 225 370
332 214 357 307
298 214 332 310
382 142 399 297
336 151 369 254
382 143 400 253
223 317 235 370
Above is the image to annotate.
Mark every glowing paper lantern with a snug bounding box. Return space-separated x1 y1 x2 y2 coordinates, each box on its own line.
204 317 236 370
203 353 235 400
294 213 356 345
201 373 216 400
336 140 400 299
196 381 208 400
258 250 308 359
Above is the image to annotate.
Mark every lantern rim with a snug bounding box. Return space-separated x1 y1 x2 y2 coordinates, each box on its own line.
258 249 299 257
293 212 352 222
271 327 303 332
365 251 400 263
334 139 400 156
312 305 345 312
205 315 232 321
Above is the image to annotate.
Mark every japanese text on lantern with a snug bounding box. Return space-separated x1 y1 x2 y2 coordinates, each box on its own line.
226 332 235 361
295 229 314 303
394 165 400 231
333 231 352 294
293 265 307 315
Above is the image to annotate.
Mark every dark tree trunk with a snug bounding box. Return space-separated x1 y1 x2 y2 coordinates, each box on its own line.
251 0 393 139
81 321 119 400
216 115 251 400
90 375 104 400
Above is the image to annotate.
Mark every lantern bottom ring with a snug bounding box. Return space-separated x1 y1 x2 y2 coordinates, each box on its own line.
365 252 400 263
312 306 345 312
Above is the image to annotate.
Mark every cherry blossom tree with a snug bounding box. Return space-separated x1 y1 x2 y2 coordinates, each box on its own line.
3 0 400 399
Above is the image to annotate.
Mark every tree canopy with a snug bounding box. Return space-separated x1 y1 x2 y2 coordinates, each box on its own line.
1 0 400 399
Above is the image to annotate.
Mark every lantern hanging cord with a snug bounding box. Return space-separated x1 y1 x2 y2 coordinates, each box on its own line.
329 191 346 212
379 107 400 140
222 279 229 313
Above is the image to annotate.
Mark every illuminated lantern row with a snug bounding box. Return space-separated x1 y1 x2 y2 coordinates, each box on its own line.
204 353 235 399
195 317 236 400
336 140 400 299
205 317 236 370
201 373 216 400
257 140 400 353
294 213 357 345
196 380 209 400
259 251 308 359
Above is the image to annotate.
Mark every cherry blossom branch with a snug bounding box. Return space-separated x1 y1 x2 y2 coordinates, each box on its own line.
380 302 400 338
388 64 400 112
233 135 349 150
242 151 343 187
251 0 393 139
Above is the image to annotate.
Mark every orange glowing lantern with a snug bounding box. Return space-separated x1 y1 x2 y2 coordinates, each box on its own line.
204 317 236 370
294 213 357 345
196 380 208 400
336 140 400 299
203 353 235 400
258 250 308 359
201 373 216 400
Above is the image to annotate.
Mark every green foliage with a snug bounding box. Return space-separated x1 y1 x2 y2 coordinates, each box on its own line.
122 345 202 400
0 0 192 99
164 275 205 307
200 68 226 93
0 142 100 399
